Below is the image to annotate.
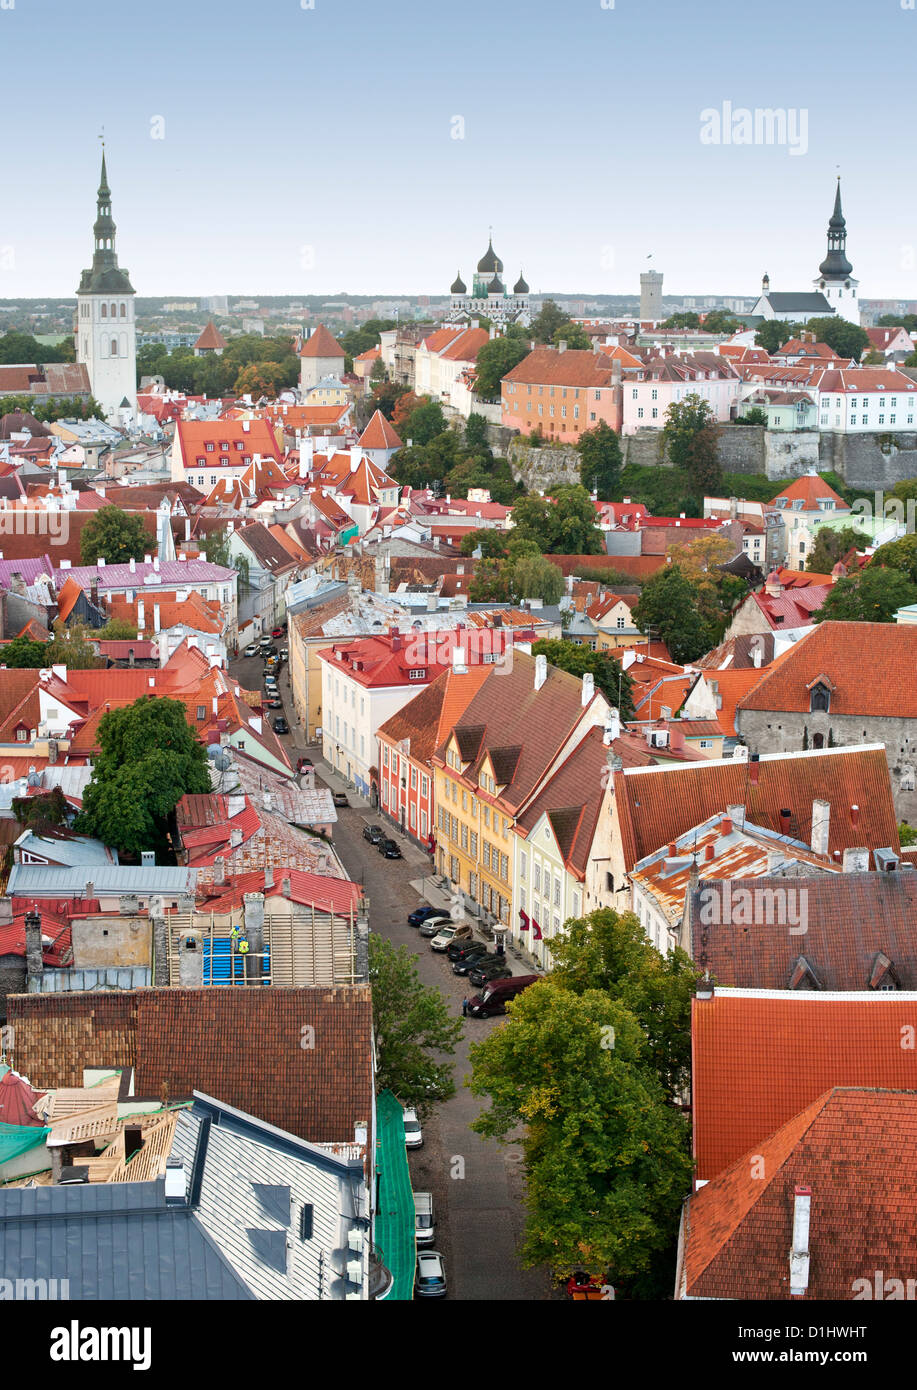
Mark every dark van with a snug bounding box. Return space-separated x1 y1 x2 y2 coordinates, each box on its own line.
467 974 539 1018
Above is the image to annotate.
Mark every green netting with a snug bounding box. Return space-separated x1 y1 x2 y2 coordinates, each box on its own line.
374 1089 416 1300
0 1121 50 1166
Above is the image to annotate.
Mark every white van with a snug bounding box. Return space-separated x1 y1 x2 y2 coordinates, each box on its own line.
413 1192 435 1246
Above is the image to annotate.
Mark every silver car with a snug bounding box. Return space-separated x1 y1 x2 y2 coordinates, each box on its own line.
415 1249 446 1298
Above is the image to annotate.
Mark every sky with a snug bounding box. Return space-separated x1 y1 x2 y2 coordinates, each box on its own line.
3 0 917 301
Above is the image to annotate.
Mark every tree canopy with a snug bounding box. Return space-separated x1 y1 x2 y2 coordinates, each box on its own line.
531 639 634 718
632 563 713 664
814 565 917 624
474 334 530 400
510 484 603 554
80 505 150 565
662 394 722 493
805 525 870 574
578 421 623 501
76 696 211 857
368 935 462 1112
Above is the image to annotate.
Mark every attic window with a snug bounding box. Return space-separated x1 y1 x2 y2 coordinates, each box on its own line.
810 683 830 714
300 1203 314 1241
408 668 426 680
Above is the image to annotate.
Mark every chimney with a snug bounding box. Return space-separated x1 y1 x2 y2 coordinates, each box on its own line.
153 604 161 634
137 599 145 632
850 804 859 827
719 816 733 837
789 1187 811 1296
603 707 621 745
264 864 274 890
534 653 548 691
84 880 95 902
748 753 760 785
281 876 291 898
811 799 830 856
426 593 437 612
230 827 243 847
842 847 870 872
24 907 43 988
704 843 715 862
214 855 226 886
667 843 677 858
242 891 264 984
557 340 567 354
129 556 136 573
581 671 595 707
452 646 467 674
779 808 792 836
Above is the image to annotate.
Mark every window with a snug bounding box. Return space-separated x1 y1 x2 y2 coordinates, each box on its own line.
197 705 206 721
111 339 119 356
483 805 490 827
462 789 468 812
470 832 478 857
544 869 551 902
101 303 107 318
408 667 426 680
554 878 560 907
810 682 830 714
483 842 492 870
637 407 644 419
421 810 428 837
500 853 509 882
382 745 388 766
534 863 541 893
519 852 526 880
411 767 417 790
421 775 428 798
461 823 468 851
120 303 126 318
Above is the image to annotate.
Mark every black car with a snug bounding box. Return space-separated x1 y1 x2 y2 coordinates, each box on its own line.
468 960 512 988
378 837 402 859
408 906 451 928
332 791 350 808
363 825 384 844
272 716 289 734
452 948 492 975
446 938 488 961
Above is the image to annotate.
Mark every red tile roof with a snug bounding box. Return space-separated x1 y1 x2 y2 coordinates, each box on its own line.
737 621 917 720
692 991 917 1180
193 321 227 351
376 666 491 766
681 1088 917 1299
614 745 899 872
299 324 345 359
503 347 615 389
515 726 608 879
770 474 848 509
358 410 403 451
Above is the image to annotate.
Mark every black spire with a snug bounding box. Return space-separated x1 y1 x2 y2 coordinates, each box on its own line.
78 150 135 296
818 178 853 280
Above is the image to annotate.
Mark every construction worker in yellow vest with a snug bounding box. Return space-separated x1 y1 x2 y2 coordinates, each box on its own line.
237 938 250 955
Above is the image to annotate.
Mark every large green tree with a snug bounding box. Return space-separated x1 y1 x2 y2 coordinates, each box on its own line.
511 553 565 605
368 935 462 1112
459 528 508 558
552 323 591 351
754 320 800 353
662 394 721 493
469 980 692 1290
76 696 211 856
813 566 917 624
404 400 448 446
805 525 871 574
802 316 870 362
474 335 530 400
511 484 603 555
578 421 623 500
530 299 571 345
868 532 917 585
80 505 150 565
632 563 712 664
531 639 635 719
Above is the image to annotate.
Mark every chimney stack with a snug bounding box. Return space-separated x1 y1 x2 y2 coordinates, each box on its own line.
24 907 43 988
534 653 548 691
811 799 830 856
581 671 594 707
789 1186 811 1296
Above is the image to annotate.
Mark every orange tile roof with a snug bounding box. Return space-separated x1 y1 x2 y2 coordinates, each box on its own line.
358 410 403 451
698 667 767 735
176 418 283 468
193 321 227 350
503 347 615 389
692 992 917 1180
736 621 917 719
377 666 491 766
770 474 848 509
615 745 899 872
681 1088 917 1299
299 323 345 359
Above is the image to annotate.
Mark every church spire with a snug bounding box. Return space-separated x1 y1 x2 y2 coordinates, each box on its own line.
819 176 852 280
78 149 134 296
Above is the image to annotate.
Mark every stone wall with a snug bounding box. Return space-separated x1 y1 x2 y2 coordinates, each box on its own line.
818 431 917 489
764 431 820 480
507 437 581 490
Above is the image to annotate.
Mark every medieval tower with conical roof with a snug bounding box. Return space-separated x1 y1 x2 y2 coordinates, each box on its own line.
813 178 859 324
75 152 137 422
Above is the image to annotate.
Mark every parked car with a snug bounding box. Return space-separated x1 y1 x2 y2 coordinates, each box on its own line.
272 716 289 735
332 791 349 808
415 1250 447 1298
408 906 449 927
297 757 313 772
430 924 473 952
244 643 258 657
402 1107 423 1149
259 639 275 654
280 648 289 661
447 937 488 962
452 947 493 974
467 974 540 1018
468 959 513 988
378 837 402 859
419 913 463 939
363 824 384 844
271 626 284 638
414 1192 435 1247
266 697 283 709
264 680 278 693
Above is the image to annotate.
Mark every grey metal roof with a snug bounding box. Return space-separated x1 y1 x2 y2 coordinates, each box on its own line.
6 865 198 897
33 966 151 992
0 1180 254 1300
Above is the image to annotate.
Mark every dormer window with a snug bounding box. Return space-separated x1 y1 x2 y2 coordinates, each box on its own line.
810 683 831 714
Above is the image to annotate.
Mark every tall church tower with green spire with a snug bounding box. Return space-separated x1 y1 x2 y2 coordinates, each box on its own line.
75 152 137 422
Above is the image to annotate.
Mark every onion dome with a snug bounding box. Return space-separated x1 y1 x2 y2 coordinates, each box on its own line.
451 271 466 294
513 272 529 295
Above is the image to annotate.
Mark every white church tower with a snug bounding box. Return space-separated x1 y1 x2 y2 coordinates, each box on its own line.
76 152 137 423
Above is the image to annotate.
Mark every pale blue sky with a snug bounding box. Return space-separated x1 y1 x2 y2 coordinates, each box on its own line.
3 0 915 300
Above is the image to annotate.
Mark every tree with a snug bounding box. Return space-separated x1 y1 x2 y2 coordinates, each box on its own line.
899 822 917 847
474 336 530 400
530 299 570 345
392 391 423 433
632 564 712 664
814 566 917 624
468 980 692 1290
234 361 288 398
405 400 448 447
552 323 591 351
12 786 69 828
98 617 139 641
802 316 870 363
468 560 513 603
662 312 700 329
511 553 565 605
46 619 104 669
459 528 508 558
868 533 917 585
754 320 800 353
531 639 634 719
805 526 871 574
76 696 211 857
464 412 492 456
578 421 623 500
878 314 917 332
701 310 743 335
662 395 722 493
736 406 768 426
666 533 746 641
368 935 462 1112
0 634 50 667
370 356 387 383
369 380 410 420
201 528 232 568
511 485 603 555
80 504 150 565
0 330 73 365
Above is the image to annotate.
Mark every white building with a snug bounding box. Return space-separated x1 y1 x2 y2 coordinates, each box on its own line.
813 367 917 432
75 153 138 423
750 180 860 326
